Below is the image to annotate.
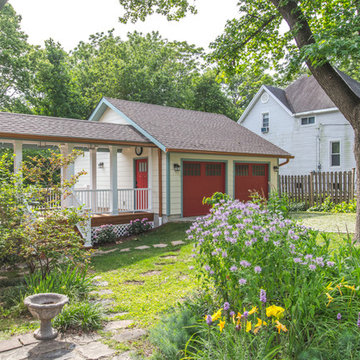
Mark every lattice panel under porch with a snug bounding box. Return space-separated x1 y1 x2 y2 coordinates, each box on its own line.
91 222 154 240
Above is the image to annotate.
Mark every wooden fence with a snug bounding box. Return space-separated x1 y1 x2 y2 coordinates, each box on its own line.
279 170 356 206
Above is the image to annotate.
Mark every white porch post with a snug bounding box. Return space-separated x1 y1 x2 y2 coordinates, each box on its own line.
13 140 23 174
109 146 118 215
59 143 75 208
89 147 97 213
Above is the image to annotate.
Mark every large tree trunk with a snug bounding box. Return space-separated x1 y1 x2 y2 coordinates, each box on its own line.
270 0 360 240
0 0 8 10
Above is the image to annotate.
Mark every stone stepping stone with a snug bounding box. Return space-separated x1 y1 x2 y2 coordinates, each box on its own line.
153 243 167 248
120 248 131 252
101 248 118 254
171 240 185 246
134 245 150 250
160 255 178 260
103 320 134 332
93 281 109 287
77 341 115 359
91 289 113 296
155 262 175 266
106 312 129 319
123 280 144 285
93 275 102 280
141 270 162 277
112 328 147 343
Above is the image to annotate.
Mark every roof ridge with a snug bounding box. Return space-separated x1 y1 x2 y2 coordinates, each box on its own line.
104 97 231 120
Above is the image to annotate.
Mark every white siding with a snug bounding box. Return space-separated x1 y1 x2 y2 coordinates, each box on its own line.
100 108 129 124
241 90 356 175
168 152 279 217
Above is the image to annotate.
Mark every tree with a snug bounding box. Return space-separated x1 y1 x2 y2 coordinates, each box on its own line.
0 4 32 113
0 0 8 11
117 0 360 240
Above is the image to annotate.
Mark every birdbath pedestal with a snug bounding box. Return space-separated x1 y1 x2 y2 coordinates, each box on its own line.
24 293 68 340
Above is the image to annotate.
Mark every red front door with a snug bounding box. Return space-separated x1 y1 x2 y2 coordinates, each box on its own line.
135 159 148 210
183 161 226 217
234 163 269 202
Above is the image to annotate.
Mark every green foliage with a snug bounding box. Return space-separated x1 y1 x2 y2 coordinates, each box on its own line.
127 218 152 236
288 201 308 212
308 196 335 212
251 191 290 218
53 302 103 333
186 198 360 357
203 192 231 207
92 224 117 246
332 199 356 213
24 266 94 301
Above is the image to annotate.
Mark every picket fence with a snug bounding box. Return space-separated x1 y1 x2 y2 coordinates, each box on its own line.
279 170 356 206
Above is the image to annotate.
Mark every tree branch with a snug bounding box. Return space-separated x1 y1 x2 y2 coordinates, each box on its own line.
0 0 8 10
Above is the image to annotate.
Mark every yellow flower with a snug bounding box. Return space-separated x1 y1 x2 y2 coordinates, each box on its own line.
326 282 334 291
336 284 343 295
248 306 258 315
326 293 333 307
211 309 222 322
246 321 252 332
266 305 285 319
218 320 225 332
275 320 288 334
255 317 267 328
344 285 356 291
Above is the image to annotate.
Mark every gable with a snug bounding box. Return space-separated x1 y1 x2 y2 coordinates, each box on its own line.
100 108 129 125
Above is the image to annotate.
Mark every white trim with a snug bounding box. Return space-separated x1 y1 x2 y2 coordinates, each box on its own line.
329 139 341 168
238 86 293 123
294 107 338 117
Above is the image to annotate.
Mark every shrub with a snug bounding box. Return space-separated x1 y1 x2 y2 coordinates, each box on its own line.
331 198 356 213
128 218 152 235
53 302 103 333
308 196 334 212
24 265 94 301
185 198 360 357
92 224 117 246
288 201 308 212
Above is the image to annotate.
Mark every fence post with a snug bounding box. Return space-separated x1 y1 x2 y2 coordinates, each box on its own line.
310 172 314 207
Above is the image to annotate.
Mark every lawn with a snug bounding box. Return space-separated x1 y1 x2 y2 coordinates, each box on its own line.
91 222 196 327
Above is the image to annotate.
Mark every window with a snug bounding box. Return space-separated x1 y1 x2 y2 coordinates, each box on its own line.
206 163 222 176
183 163 200 176
261 113 269 133
330 141 340 166
301 116 315 125
252 165 266 176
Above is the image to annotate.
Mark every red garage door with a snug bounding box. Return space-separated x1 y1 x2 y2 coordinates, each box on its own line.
235 163 269 202
183 161 226 217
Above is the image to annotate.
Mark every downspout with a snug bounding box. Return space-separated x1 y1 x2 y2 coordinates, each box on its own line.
279 158 290 167
317 124 322 171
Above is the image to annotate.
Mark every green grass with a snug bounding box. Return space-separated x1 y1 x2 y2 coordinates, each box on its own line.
290 211 355 234
91 222 196 327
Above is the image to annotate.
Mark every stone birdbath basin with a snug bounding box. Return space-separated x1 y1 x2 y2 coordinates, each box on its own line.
24 293 68 340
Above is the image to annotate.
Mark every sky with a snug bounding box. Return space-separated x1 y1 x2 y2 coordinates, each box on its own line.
9 0 239 51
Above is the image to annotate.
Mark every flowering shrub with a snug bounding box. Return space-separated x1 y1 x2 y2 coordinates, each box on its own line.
92 224 117 246
128 218 152 235
186 196 360 357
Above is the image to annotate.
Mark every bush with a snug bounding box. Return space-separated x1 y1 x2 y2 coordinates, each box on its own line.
308 196 334 212
24 265 94 301
92 224 117 246
128 218 152 235
185 197 360 358
53 302 103 333
288 201 308 212
331 198 356 213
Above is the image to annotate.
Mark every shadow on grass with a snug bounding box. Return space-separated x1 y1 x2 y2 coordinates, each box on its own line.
91 222 192 272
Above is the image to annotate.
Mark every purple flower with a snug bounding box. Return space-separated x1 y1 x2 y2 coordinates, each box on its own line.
327 261 335 267
309 264 316 271
305 254 313 260
230 311 235 317
260 289 267 303
210 270 214 275
206 315 212 325
254 266 262 274
245 240 252 247
243 311 249 319
204 265 211 271
337 313 342 320
357 313 360 328
294 257 302 263
230 265 238 272
246 230 254 236
238 278 247 285
223 302 230 311
240 260 251 268
189 266 194 270
222 251 228 258
263 236 269 242
273 241 280 247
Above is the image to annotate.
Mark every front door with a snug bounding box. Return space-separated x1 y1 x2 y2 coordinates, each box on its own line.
135 159 148 210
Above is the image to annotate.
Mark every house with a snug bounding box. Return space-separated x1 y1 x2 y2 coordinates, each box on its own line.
239 71 360 175
0 98 291 243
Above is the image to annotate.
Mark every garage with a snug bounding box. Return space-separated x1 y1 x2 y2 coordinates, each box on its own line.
182 161 226 217
235 163 269 202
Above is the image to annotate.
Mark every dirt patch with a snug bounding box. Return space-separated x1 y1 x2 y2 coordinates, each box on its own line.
155 262 175 266
123 280 145 285
141 270 162 277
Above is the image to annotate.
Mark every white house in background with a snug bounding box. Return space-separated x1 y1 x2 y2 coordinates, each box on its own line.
239 70 360 175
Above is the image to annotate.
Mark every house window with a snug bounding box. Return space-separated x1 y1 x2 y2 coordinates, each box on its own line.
261 113 269 133
330 141 340 166
301 116 315 125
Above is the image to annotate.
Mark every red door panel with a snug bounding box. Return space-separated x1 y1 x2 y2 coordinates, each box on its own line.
234 163 269 202
135 159 148 210
183 161 225 217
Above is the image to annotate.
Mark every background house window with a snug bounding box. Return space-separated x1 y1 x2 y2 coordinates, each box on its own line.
330 141 340 166
301 116 315 125
261 113 269 133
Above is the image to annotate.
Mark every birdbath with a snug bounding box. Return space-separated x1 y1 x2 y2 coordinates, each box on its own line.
24 293 68 340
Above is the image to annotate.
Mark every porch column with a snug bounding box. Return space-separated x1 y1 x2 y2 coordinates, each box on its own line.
13 140 23 174
89 146 97 213
59 143 75 208
109 146 118 215
158 148 163 225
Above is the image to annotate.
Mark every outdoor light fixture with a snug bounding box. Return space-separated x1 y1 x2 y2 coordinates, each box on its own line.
173 163 181 172
98 162 104 169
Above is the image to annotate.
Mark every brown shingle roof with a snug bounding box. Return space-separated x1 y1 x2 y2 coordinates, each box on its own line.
104 97 291 158
0 112 151 146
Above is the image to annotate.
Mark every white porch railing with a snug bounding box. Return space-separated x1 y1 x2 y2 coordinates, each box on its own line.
73 188 151 214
